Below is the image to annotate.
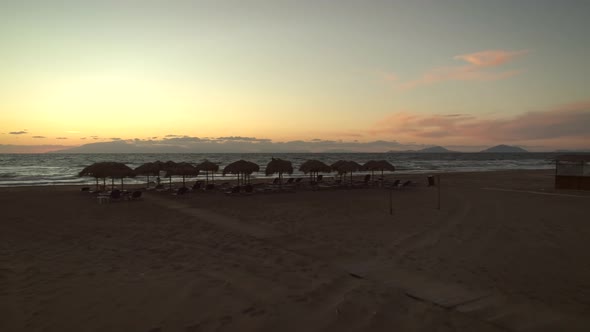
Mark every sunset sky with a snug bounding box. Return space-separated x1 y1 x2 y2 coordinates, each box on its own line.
1 0 589 152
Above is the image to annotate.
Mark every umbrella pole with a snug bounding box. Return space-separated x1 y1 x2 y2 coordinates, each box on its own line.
147 175 150 189
169 177 172 190
182 175 186 187
95 178 99 191
103 178 106 191
121 178 124 190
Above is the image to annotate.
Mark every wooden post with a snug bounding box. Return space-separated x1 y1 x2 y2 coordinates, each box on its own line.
389 188 393 215
437 175 441 210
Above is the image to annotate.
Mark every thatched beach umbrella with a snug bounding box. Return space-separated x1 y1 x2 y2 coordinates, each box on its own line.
332 160 362 185
79 161 135 190
223 160 260 186
196 160 219 185
134 161 167 188
363 160 396 180
167 162 199 187
299 159 331 183
79 164 104 191
265 158 293 187
162 160 179 189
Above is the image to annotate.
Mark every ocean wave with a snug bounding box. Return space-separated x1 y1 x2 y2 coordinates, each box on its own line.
0 152 561 187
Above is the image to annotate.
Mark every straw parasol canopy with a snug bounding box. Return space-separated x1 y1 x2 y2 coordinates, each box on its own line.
161 160 179 189
299 159 331 183
265 158 293 187
167 162 199 187
331 160 362 184
222 160 260 186
363 160 396 180
79 161 135 190
196 160 219 185
134 160 167 188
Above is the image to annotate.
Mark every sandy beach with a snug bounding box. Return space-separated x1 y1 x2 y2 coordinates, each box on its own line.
2 170 590 331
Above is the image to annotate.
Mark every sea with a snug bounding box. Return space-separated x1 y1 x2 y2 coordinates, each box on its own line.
0 152 567 187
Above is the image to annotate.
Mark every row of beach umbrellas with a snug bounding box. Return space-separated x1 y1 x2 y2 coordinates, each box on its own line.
79 159 395 190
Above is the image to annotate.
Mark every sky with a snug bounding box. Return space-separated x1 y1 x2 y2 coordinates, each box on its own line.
1 0 589 153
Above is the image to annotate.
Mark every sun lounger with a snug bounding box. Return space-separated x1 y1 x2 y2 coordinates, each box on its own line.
131 191 142 200
224 186 241 195
110 189 122 201
173 187 189 197
192 181 203 191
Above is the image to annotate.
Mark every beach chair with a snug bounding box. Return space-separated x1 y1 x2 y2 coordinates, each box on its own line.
192 181 203 191
131 191 142 200
285 178 294 184
272 177 279 185
400 180 412 189
205 183 215 190
225 186 241 195
244 184 254 194
110 189 122 201
317 174 323 182
173 187 189 197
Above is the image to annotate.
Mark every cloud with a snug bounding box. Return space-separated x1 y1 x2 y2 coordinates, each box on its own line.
393 49 528 90
9 130 28 135
0 144 72 153
371 101 590 147
110 137 122 141
48 136 414 153
56 137 68 139
32 136 46 139
217 136 272 142
454 50 528 67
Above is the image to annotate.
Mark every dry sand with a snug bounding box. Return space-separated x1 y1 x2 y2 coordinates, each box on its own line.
1 170 590 331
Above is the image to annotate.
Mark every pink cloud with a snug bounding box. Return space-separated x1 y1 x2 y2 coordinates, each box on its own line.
454 50 528 67
371 101 590 148
393 49 528 90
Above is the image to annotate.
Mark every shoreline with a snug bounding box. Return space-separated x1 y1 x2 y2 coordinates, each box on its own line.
0 168 555 189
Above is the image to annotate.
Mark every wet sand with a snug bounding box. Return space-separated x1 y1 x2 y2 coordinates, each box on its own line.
1 170 590 331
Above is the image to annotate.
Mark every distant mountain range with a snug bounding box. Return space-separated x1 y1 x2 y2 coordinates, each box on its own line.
387 144 529 153
387 146 456 153
480 144 528 153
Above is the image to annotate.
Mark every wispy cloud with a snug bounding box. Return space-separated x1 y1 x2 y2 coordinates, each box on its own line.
371 101 590 146
56 137 68 139
390 49 528 90
9 130 28 135
32 136 46 139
